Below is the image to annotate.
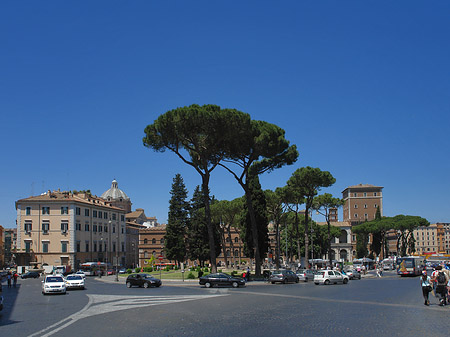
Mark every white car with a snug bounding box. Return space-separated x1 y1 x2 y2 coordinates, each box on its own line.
42 275 66 294
65 274 85 290
314 270 349 285
75 271 86 279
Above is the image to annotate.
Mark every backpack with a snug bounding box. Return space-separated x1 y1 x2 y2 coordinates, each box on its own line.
437 271 446 284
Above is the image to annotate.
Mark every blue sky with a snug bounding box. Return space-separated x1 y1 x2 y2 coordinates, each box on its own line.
1 1 449 228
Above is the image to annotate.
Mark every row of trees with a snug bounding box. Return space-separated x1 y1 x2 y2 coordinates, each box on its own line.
143 104 429 274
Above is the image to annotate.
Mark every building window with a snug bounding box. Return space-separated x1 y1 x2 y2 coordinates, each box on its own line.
93 242 97 252
26 207 31 215
104 212 108 219
364 204 367 209
113 243 116 252
25 222 32 233
235 237 239 243
234 249 239 257
374 192 377 196
93 225 97 233
42 222 49 234
144 239 148 244
374 204 378 208
99 225 102 233
121 243 125 252
104 226 108 233
364 193 367 197
76 241 81 252
144 251 149 258
85 224 90 232
76 207 81 215
226 250 230 257
112 213 117 221
42 242 48 253
160 239 164 244
42 207 50 215
152 239 156 244
354 213 358 218
121 215 125 222
226 237 230 242
354 205 358 209
61 207 68 215
62 242 67 253
61 221 68 233
85 209 90 217
93 210 97 218
121 226 124 234
25 241 31 253
76 223 81 231
85 242 89 252
364 214 368 220
113 226 116 233
98 211 102 219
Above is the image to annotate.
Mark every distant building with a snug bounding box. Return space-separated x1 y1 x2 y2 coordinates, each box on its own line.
4 228 17 267
101 179 132 213
15 190 127 270
342 184 383 225
436 223 450 254
0 225 4 268
414 223 438 255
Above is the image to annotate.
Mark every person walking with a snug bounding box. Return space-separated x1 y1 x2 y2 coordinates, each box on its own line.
13 272 18 287
432 266 449 306
7 271 12 288
420 271 432 306
246 267 250 282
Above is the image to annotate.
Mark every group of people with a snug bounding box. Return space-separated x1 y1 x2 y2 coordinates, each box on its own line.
421 265 450 306
5 271 19 288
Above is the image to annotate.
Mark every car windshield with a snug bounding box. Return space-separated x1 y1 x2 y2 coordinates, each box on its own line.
317 271 325 276
46 277 63 282
66 275 82 280
144 275 156 280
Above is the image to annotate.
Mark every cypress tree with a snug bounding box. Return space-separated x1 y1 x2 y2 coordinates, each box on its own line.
165 174 189 265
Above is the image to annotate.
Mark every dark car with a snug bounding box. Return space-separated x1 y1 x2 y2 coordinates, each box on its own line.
199 273 246 288
126 273 162 288
21 271 40 279
269 270 299 284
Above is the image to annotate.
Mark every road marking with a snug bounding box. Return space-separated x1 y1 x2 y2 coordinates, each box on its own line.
29 294 226 337
235 290 446 311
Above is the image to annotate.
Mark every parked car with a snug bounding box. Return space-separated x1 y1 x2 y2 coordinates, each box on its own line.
21 271 40 279
118 268 127 274
126 273 162 288
296 269 316 282
199 273 246 288
269 270 299 284
42 275 66 294
314 270 349 285
107 269 115 275
65 274 85 290
343 269 361 280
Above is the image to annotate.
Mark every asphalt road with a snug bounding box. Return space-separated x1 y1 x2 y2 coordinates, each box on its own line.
1 271 449 337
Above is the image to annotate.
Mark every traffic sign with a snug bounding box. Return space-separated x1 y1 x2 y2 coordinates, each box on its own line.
158 255 163 261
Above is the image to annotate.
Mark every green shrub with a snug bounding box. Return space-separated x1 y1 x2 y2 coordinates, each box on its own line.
144 267 153 273
135 268 141 273
187 272 195 279
218 269 223 273
231 270 237 276
196 266 202 272
126 269 132 274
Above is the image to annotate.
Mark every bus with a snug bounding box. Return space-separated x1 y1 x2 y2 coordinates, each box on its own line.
80 262 107 276
396 256 425 276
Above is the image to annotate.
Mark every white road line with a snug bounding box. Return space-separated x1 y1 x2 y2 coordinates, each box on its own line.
29 294 226 337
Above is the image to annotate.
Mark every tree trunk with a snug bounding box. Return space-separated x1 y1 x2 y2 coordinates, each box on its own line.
219 224 228 268
201 174 217 273
304 207 310 268
327 220 332 268
244 188 262 277
275 222 280 269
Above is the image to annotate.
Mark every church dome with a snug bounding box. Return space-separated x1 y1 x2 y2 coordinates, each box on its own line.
101 179 130 201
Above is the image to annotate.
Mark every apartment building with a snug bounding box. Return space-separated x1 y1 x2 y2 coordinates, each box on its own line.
436 223 450 254
15 190 127 270
414 223 438 255
4 228 17 266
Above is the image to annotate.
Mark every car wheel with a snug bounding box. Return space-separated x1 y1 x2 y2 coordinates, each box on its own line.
359 275 361 280
232 281 239 288
283 278 287 284
126 282 132 288
343 279 348 284
295 278 299 283
324 279 330 285
314 282 319 285
271 281 275 284
144 282 149 288
205 282 211 288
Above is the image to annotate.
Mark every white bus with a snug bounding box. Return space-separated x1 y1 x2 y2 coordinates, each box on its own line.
80 262 107 276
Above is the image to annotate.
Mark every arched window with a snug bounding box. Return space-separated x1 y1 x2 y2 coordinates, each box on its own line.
339 230 347 243
234 237 238 243
144 239 148 244
234 249 239 257
160 238 164 244
226 237 230 242
340 249 347 261
152 238 156 244
144 251 149 258
226 250 230 257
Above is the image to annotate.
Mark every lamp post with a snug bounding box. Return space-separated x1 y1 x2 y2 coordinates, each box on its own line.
115 221 119 282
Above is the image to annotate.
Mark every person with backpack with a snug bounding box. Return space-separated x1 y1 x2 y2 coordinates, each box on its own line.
432 266 449 306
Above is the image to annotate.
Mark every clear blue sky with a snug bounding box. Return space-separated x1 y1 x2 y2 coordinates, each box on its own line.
1 1 449 228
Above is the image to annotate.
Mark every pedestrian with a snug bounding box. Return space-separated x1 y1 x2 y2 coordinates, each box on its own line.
432 266 449 306
7 271 12 288
431 266 440 296
361 265 366 275
420 271 432 306
246 267 250 281
13 272 18 287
